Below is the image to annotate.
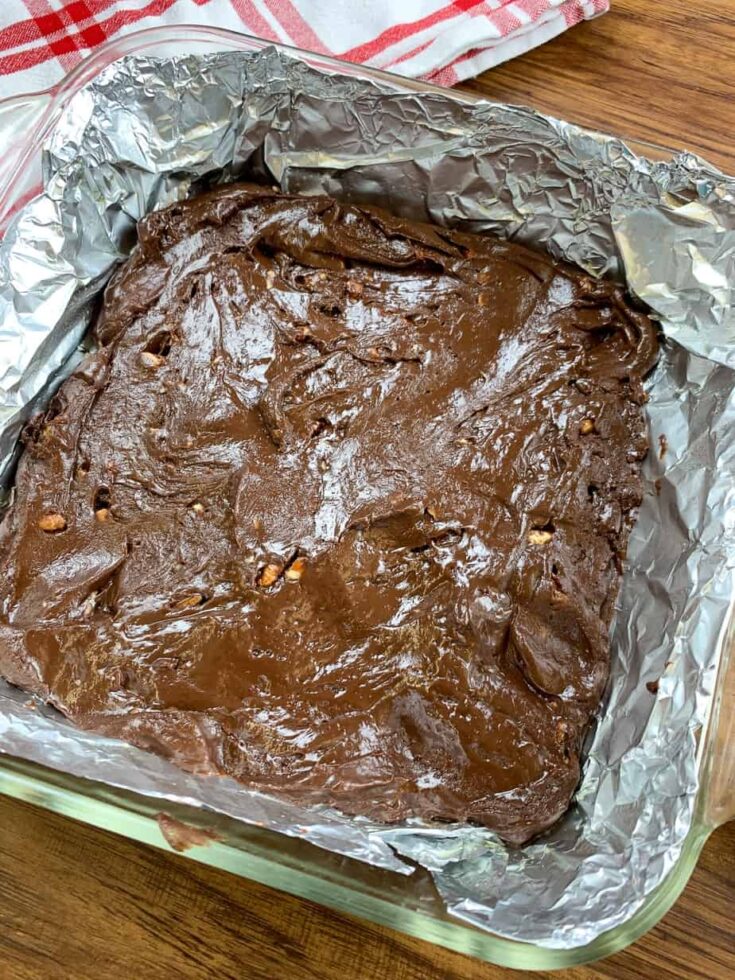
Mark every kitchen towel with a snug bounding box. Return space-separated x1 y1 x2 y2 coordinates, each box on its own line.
0 0 608 94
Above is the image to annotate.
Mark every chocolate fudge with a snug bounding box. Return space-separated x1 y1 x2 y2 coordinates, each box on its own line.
0 186 658 843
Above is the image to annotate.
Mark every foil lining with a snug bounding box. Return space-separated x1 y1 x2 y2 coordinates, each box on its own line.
1 48 734 948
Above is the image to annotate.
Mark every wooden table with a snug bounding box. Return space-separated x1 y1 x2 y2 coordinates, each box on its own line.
1 2 734 977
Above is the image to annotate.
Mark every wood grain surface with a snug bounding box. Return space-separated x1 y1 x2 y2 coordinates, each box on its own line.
459 0 735 172
0 797 733 980
1 2 734 978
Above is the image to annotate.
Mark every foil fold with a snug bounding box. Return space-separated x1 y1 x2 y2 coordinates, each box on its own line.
1 48 734 948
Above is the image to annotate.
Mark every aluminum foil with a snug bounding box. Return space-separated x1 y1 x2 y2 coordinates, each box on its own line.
1 48 734 948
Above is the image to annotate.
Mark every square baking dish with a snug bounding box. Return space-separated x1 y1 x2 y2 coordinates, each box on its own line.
0 25 732 971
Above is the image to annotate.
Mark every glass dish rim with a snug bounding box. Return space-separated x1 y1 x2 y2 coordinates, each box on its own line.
0 23 731 971
0 751 714 971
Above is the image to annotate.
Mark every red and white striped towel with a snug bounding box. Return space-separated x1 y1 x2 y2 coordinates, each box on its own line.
0 0 607 95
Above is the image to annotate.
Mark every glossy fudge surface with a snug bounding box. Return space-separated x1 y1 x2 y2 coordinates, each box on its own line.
0 186 658 843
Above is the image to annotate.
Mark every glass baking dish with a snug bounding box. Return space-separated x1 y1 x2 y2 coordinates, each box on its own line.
0 25 732 971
